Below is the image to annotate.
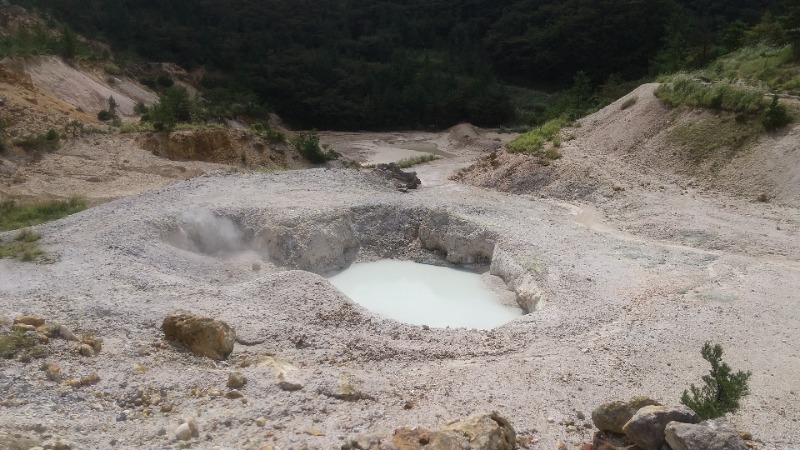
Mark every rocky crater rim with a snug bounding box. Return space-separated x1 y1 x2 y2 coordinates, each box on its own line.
159 205 546 314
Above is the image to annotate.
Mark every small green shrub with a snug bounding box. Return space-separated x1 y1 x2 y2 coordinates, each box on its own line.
140 77 157 89
507 117 566 160
250 122 286 143
134 101 149 116
14 129 60 152
681 342 751 420
0 229 43 261
143 87 192 131
397 154 440 168
97 110 112 121
119 121 155 133
157 74 174 87
0 331 43 359
620 96 638 110
0 197 86 231
762 95 792 131
655 75 766 114
291 131 337 164
0 121 7 153
667 114 762 164
702 44 798 92
103 62 123 75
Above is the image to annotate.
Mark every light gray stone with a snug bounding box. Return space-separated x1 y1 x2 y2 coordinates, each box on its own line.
592 396 661 434
622 405 699 450
227 371 246 389
174 423 192 441
665 419 748 450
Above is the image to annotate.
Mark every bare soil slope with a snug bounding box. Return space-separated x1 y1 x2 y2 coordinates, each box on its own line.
1 52 305 204
24 56 159 117
456 83 800 207
0 60 98 138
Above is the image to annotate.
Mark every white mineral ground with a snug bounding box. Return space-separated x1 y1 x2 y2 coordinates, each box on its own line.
0 87 799 449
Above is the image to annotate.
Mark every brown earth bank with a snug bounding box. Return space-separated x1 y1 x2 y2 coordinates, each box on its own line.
0 128 307 203
1 50 306 204
455 84 800 208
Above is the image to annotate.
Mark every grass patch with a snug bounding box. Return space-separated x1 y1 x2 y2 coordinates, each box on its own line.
506 117 566 162
655 75 766 114
762 95 793 130
14 129 61 152
291 131 338 164
0 229 43 261
620 96 638 110
667 113 763 165
396 154 440 168
173 122 227 132
0 197 86 231
119 121 155 133
705 44 800 93
0 331 44 360
250 122 286 143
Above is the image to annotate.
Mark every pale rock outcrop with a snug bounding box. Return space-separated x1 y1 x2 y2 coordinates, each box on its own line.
391 412 515 450
162 312 235 360
592 396 662 434
665 419 748 450
373 163 421 190
419 209 495 264
622 405 699 450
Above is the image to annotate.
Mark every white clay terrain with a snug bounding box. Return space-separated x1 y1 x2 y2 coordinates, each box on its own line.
1 62 799 450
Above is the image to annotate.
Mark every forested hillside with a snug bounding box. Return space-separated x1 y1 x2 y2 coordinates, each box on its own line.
8 0 799 130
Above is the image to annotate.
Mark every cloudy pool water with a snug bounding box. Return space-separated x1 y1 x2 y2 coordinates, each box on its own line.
327 260 522 330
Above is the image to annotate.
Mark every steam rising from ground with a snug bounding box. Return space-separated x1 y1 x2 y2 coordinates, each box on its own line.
168 209 250 256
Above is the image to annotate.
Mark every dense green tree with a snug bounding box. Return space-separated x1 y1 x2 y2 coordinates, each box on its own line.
10 0 795 129
58 25 77 59
144 87 192 131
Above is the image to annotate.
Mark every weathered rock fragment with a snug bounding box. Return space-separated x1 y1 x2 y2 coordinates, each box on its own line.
162 312 235 360
373 163 421 191
592 396 662 434
391 412 515 450
665 419 749 450
622 405 699 450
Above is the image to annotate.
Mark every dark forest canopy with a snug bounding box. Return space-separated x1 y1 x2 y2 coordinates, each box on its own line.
9 0 796 130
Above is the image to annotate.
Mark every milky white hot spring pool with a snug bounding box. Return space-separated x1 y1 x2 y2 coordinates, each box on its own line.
327 260 522 330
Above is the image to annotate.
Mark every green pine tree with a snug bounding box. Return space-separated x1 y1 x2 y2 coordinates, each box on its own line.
681 342 751 420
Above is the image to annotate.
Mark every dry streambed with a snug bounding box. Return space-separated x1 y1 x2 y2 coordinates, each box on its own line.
0 168 798 449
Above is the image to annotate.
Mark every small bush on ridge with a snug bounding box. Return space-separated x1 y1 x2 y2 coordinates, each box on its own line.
681 342 751 420
507 117 566 161
655 75 766 114
291 131 337 164
762 95 792 130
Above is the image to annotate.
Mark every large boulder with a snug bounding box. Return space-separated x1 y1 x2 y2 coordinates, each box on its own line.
622 405 699 450
373 163 421 190
392 412 515 450
665 419 748 450
162 312 235 360
592 396 662 434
